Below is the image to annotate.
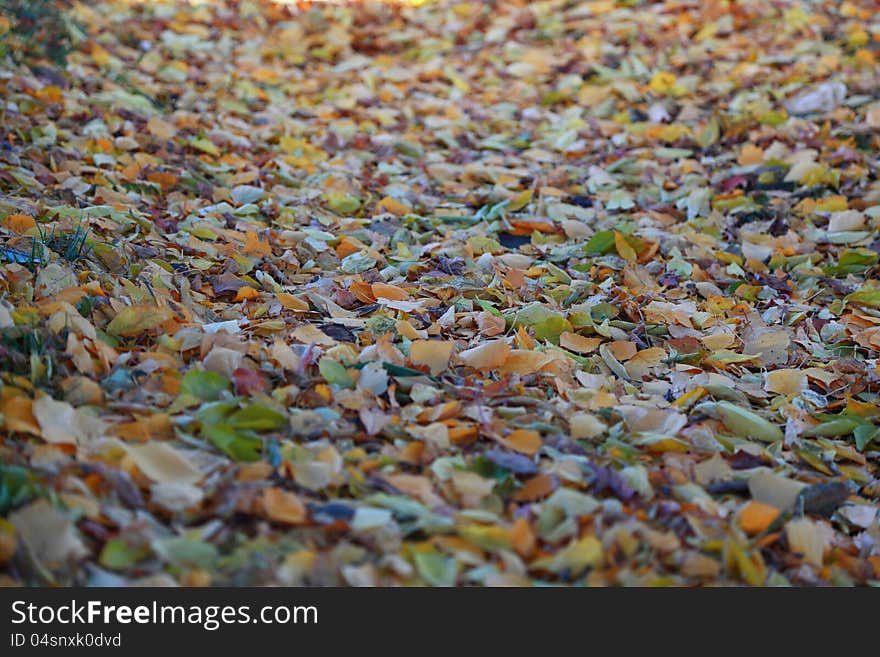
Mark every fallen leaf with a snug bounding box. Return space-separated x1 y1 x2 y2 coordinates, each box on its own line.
106 305 174 337
263 488 308 525
457 339 510 371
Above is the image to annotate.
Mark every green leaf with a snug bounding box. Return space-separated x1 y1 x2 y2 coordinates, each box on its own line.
533 315 572 344
510 302 563 330
845 288 880 308
713 401 783 442
531 535 603 574
180 369 232 401
382 362 436 380
203 423 263 462
696 117 720 149
194 399 240 425
339 251 376 274
0 464 41 515
590 303 619 322
606 190 635 210
188 136 220 156
157 537 219 569
467 235 502 254
584 230 616 255
804 415 870 438
324 192 361 215
99 538 149 571
475 298 502 316
318 357 354 388
457 524 512 552
227 404 287 431
824 249 879 277
413 550 458 586
854 424 878 451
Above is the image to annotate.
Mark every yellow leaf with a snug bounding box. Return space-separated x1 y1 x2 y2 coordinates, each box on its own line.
457 524 511 552
814 195 848 213
32 395 81 445
291 324 336 346
106 305 173 337
785 518 832 568
189 137 220 157
737 144 764 166
409 339 455 374
125 442 202 484
91 44 111 67
764 369 808 396
649 71 677 94
535 535 604 573
147 116 177 139
614 231 637 261
376 196 411 216
506 188 533 212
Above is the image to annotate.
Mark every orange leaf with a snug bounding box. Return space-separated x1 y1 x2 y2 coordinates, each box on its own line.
335 236 365 259
514 474 558 502
398 441 425 464
515 326 536 350
501 429 542 456
113 420 150 442
263 488 308 524
234 286 261 302
739 501 781 536
243 231 272 258
3 214 36 233
0 391 40 436
457 339 510 371
507 219 561 235
276 292 309 311
371 282 410 301
608 340 637 361
418 401 461 423
35 85 63 103
559 332 602 354
868 555 880 579
448 425 478 445
510 518 536 557
91 43 111 66
146 171 178 191
349 280 376 303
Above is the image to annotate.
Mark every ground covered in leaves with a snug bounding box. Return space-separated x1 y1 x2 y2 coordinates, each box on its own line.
1 0 879 586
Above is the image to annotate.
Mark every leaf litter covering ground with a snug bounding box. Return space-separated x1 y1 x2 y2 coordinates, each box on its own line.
0 0 880 587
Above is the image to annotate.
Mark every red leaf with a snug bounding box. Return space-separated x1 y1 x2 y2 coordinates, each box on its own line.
232 367 267 396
